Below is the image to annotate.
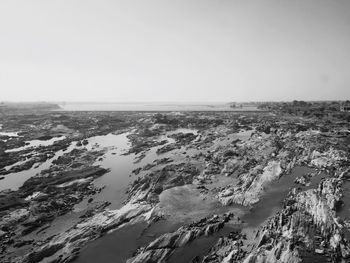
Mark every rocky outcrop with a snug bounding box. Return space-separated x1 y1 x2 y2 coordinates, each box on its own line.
21 202 153 263
217 161 282 206
127 163 200 203
200 231 247 262
156 143 181 154
240 178 350 263
127 213 236 263
1 107 350 263
310 148 348 169
0 148 110 262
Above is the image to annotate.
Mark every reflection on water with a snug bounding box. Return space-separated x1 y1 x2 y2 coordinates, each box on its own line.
74 129 204 263
75 132 136 210
75 128 198 211
0 141 77 191
74 129 292 263
75 222 148 263
72 129 268 263
3 128 312 263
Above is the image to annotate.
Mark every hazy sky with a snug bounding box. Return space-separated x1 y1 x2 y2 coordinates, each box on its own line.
1 0 350 102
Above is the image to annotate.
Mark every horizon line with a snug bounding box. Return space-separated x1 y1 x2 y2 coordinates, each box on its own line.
1 100 348 104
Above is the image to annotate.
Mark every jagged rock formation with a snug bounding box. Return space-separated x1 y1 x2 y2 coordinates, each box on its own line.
127 213 237 263
240 178 349 263
217 161 282 206
21 202 153 263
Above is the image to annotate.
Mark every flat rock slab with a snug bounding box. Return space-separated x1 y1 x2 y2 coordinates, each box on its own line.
159 185 242 222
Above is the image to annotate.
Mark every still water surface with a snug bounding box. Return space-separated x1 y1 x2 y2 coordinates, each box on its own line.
59 102 260 112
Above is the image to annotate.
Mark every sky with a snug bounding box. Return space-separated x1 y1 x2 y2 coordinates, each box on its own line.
0 0 350 102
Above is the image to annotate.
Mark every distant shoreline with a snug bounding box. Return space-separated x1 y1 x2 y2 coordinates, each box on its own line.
57 102 261 112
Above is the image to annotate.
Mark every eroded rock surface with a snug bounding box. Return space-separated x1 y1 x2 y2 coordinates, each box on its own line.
0 104 349 263
127 213 237 263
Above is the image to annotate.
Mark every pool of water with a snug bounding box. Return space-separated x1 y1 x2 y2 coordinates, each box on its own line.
0 131 20 137
73 134 326 263
0 141 77 191
74 220 188 263
74 132 137 210
74 165 322 263
162 166 326 263
337 179 350 221
5 136 66 153
167 224 239 263
5 128 320 263
71 128 202 263
73 222 149 263
241 166 324 228
74 128 198 211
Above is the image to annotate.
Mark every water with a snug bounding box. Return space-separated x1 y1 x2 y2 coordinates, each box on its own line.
75 130 311 263
337 179 350 220
160 166 324 263
5 136 66 153
131 128 199 167
58 102 260 112
75 222 148 263
3 128 319 263
72 128 201 263
0 131 20 137
3 158 29 172
74 164 321 263
1 128 197 195
0 141 77 191
74 132 136 210
241 166 323 228
75 128 198 210
167 224 239 263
